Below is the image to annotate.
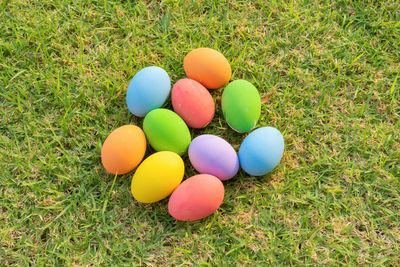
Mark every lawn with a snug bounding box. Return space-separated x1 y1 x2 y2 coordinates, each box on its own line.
1 0 399 265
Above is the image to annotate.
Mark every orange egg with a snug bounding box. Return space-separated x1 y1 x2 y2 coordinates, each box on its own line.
101 125 146 175
183 48 231 89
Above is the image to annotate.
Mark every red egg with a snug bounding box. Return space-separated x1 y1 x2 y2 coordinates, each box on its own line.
168 174 224 221
171 78 215 128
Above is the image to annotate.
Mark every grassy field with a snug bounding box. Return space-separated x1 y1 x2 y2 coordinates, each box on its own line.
1 0 399 265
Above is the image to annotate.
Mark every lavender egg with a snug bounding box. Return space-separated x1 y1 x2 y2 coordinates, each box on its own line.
188 135 239 181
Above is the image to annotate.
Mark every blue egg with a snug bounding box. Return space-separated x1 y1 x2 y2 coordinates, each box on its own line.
239 127 284 176
126 66 171 117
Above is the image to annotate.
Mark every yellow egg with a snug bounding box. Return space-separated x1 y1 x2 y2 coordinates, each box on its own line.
131 151 184 203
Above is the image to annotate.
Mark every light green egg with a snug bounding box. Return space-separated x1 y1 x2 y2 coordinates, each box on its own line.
143 108 191 155
221 80 261 133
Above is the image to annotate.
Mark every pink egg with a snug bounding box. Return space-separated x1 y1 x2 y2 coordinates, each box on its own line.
168 174 224 221
171 78 215 128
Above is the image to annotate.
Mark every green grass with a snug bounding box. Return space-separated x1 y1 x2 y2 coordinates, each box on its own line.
1 0 399 265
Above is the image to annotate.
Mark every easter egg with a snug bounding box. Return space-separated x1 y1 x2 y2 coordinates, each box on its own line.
131 151 184 203
143 108 191 155
171 78 215 128
239 127 284 176
126 66 171 117
188 135 239 181
221 80 261 133
183 48 231 89
101 125 146 175
168 174 224 221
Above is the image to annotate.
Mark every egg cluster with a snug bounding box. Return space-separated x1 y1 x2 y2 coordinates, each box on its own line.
101 48 285 221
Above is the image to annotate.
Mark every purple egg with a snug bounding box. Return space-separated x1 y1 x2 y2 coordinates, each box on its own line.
188 134 239 181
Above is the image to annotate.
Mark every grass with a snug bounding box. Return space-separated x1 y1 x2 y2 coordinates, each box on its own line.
1 0 399 265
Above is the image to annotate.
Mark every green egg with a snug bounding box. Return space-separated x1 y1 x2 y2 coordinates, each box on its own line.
221 80 261 133
143 108 191 155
